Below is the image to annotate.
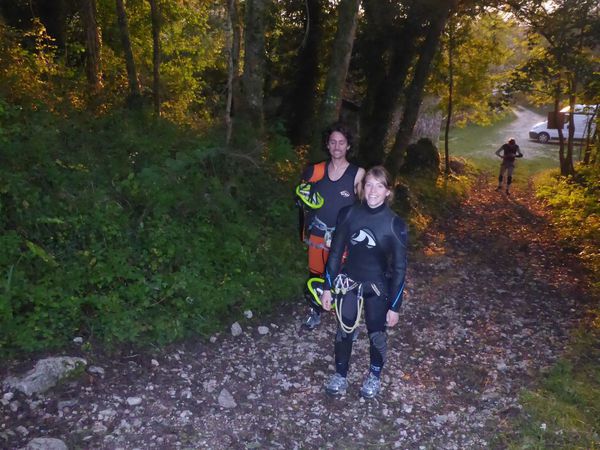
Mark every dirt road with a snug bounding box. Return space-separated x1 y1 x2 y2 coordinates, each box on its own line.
1 176 590 449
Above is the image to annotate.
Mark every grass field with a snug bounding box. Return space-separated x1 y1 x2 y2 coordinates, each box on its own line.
440 106 588 187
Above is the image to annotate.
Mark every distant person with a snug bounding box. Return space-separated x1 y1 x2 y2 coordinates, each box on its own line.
320 166 408 399
495 138 523 195
296 123 365 330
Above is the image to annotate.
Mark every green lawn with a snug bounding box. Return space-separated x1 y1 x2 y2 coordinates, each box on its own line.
440 106 587 187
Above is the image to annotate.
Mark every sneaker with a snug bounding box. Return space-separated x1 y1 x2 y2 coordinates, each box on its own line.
360 373 381 399
495 186 502 191
325 373 348 396
302 310 321 330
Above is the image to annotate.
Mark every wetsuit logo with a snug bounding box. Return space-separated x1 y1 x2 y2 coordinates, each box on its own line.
340 190 351 198
350 229 376 248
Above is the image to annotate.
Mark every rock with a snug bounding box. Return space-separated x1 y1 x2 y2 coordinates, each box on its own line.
4 357 87 396
209 336 217 343
92 422 108 434
21 438 68 450
244 310 253 319
126 397 142 406
231 322 242 337
258 326 269 335
1 392 13 406
88 366 105 378
218 389 237 408
57 399 77 410
72 337 83 344
151 359 159 367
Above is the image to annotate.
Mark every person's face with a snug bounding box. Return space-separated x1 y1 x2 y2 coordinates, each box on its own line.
364 174 390 208
327 131 350 159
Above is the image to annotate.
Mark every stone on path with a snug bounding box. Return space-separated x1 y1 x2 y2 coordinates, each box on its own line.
20 437 68 450
4 357 87 396
231 322 242 337
218 388 237 408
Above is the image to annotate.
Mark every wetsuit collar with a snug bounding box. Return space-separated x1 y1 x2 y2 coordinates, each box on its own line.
364 202 386 215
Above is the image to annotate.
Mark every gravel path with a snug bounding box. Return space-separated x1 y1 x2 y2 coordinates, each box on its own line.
1 175 590 449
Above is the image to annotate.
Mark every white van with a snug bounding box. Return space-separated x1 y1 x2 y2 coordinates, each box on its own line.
529 104 598 143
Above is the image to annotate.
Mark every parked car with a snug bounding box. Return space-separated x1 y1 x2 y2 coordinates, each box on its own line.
529 104 598 143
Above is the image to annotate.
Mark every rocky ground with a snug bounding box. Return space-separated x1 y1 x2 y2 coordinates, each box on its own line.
1 175 592 450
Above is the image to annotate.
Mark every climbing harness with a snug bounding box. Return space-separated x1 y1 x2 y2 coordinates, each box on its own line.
333 274 364 334
307 275 384 335
305 216 335 249
296 182 324 209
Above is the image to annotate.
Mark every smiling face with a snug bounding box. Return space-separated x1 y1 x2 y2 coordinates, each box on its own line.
363 174 390 208
326 131 350 160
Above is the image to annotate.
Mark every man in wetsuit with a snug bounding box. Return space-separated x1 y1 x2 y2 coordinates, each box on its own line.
299 123 365 330
495 138 523 195
320 166 408 398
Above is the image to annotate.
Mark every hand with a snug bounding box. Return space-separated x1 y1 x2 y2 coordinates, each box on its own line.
321 290 333 311
386 310 399 327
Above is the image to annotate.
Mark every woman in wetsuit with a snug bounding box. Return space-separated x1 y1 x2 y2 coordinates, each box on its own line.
320 165 408 398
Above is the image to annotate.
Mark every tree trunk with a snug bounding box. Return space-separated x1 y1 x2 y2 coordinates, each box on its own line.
385 3 455 179
80 0 102 90
115 0 141 102
554 91 567 176
310 0 360 162
225 0 242 145
358 0 422 167
148 0 161 116
286 0 323 145
239 0 267 136
444 24 455 176
565 84 576 175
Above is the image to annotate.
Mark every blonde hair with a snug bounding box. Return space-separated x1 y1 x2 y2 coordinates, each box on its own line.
361 165 394 204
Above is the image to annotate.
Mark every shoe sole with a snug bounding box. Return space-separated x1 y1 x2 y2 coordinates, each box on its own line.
360 390 378 399
325 388 346 396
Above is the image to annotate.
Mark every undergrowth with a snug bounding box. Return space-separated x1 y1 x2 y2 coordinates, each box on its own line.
496 163 600 449
0 100 305 357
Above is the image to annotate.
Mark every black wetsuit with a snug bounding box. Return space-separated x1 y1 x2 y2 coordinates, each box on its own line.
324 202 408 378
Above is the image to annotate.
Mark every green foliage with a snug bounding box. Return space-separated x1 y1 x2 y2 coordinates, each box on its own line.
395 165 474 241
0 103 305 356
503 358 600 449
433 12 517 126
535 164 600 292
496 164 600 449
497 313 600 450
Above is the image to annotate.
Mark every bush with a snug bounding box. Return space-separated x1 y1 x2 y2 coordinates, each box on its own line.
0 104 305 356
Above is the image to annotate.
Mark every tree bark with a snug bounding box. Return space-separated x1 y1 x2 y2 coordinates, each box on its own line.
553 90 567 176
385 3 455 179
565 82 576 175
80 0 102 90
358 0 422 167
286 0 323 145
444 23 455 176
239 0 267 135
148 0 161 116
115 0 141 102
310 0 360 162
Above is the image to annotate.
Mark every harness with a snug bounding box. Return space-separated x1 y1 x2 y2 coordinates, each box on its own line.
307 273 381 334
333 273 364 334
305 216 335 249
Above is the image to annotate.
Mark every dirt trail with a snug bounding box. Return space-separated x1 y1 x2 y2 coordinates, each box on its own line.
1 175 590 450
